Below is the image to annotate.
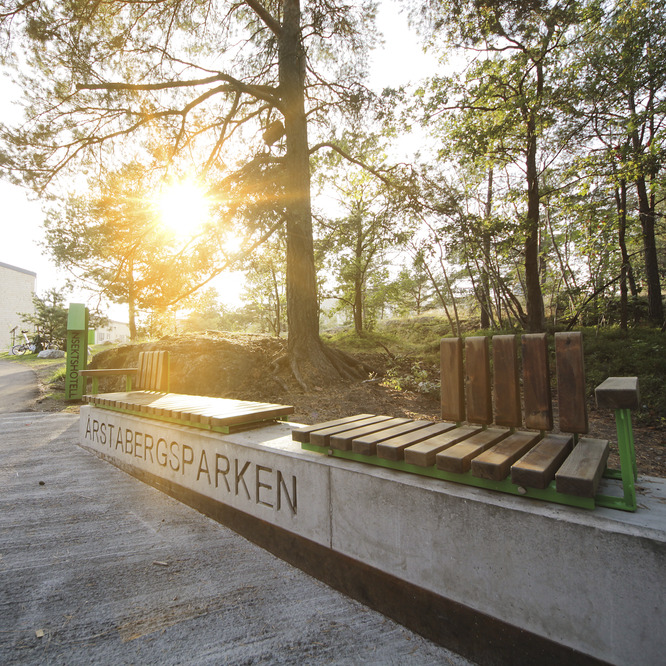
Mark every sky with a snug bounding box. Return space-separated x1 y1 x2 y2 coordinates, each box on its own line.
0 1 436 323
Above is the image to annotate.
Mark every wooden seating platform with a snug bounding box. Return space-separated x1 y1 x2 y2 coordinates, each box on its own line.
294 333 638 512
81 350 294 433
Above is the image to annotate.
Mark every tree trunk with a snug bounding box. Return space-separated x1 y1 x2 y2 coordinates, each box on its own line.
128 257 137 341
480 167 493 329
278 0 367 386
524 116 545 333
635 175 664 325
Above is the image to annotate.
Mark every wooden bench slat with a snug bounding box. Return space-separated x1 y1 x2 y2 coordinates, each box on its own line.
440 338 465 422
471 431 541 481
329 418 411 451
492 335 521 428
309 416 394 447
521 333 553 431
595 377 640 410
376 422 457 461
555 332 588 434
510 434 573 490
352 420 433 456
465 337 492 425
435 428 510 474
403 426 483 467
291 414 375 442
555 438 609 498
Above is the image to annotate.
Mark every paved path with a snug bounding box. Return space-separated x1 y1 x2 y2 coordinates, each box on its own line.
0 359 39 412
0 412 472 665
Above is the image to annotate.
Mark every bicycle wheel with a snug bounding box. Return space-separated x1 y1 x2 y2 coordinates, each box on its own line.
11 344 28 356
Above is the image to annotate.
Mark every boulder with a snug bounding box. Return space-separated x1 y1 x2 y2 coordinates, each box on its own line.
38 349 66 359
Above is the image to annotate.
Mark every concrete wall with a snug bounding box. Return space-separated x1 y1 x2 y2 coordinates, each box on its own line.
0 262 36 349
79 405 666 665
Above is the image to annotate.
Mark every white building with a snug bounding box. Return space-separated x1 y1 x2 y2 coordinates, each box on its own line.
0 262 36 350
94 319 130 345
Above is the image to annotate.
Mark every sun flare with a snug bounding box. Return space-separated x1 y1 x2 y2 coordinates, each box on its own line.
156 179 211 238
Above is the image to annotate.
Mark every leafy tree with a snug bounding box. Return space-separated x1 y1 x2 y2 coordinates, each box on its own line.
1 0 380 387
242 237 287 337
414 0 588 332
20 288 69 348
20 287 107 348
181 289 227 333
42 163 212 340
574 0 666 326
316 134 413 335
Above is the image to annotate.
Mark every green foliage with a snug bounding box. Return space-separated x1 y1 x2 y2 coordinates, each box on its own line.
581 327 666 426
20 288 69 347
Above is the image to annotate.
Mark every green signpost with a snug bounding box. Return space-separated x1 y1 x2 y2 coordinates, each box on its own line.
66 303 89 401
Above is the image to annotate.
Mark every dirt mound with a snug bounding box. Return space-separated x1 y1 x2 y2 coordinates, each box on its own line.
88 332 439 424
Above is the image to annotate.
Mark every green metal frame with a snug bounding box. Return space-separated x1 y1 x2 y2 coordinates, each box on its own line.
300 410 639 512
301 440 595 510
596 408 637 512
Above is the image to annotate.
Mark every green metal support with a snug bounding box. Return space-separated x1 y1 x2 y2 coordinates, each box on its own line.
596 408 637 512
300 441 596 511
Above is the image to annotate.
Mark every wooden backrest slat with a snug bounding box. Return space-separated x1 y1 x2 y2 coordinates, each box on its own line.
144 352 154 390
154 351 165 392
465 337 492 425
555 332 588 434
521 334 554 431
149 351 159 388
492 335 522 428
134 350 170 392
440 338 465 422
136 352 146 390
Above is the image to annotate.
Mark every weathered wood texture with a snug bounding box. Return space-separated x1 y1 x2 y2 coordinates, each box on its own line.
595 377 640 410
555 332 588 434
440 338 465 422
555 438 610 498
436 428 509 474
521 333 553 431
465 337 492 425
471 431 540 481
510 434 573 490
376 423 456 461
492 335 522 427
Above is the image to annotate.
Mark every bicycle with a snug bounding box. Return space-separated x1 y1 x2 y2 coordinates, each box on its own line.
11 330 60 356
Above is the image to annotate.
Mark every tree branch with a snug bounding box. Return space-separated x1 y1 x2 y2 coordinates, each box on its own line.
243 0 282 38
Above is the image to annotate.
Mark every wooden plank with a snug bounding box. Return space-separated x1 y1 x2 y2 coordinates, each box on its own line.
510 434 573 490
555 438 609 498
403 426 482 467
595 377 640 410
465 337 492 425
376 422 457 461
135 352 147 390
521 333 553 431
555 332 588 434
309 416 394 447
440 338 465 422
435 428 510 474
291 414 375 442
492 335 521 427
352 420 433 456
471 431 541 481
329 418 411 451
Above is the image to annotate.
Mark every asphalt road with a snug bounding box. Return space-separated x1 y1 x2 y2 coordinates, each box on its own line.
0 376 472 664
0 359 39 413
